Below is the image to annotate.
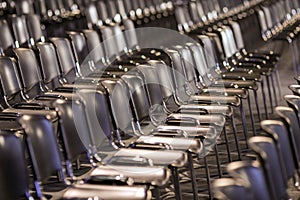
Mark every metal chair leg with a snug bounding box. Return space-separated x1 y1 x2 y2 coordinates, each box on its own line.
261 80 269 119
171 166 182 200
271 73 278 106
240 100 249 148
266 76 274 113
230 114 242 160
254 90 262 122
247 93 256 136
188 152 199 200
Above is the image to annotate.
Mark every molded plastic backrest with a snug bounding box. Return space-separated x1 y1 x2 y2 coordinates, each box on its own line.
26 14 43 43
0 132 30 199
123 19 139 50
53 99 89 161
101 79 135 133
137 65 164 106
249 136 288 200
122 74 151 121
49 37 77 82
13 48 43 98
37 42 61 90
19 115 63 182
276 106 300 166
0 19 15 50
96 0 109 22
82 29 106 64
85 2 100 27
0 56 24 105
78 89 114 143
10 15 30 46
213 178 252 200
261 120 295 180
284 95 300 121
229 21 245 50
227 161 271 200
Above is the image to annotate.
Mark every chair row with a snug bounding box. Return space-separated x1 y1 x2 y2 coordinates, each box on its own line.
0 0 297 199
212 78 300 200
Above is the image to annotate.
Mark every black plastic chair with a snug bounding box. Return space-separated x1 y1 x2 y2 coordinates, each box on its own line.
227 161 272 200
0 131 33 200
18 114 151 200
249 136 290 200
212 178 252 200
261 119 300 189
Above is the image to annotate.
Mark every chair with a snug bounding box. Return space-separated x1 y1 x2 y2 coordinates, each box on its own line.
249 136 290 200
18 114 151 200
212 178 252 200
261 119 300 189
275 106 300 183
227 161 272 200
0 131 32 200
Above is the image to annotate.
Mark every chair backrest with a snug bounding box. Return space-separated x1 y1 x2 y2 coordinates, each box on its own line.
18 114 65 183
275 106 300 169
0 19 15 52
249 136 288 200
67 31 102 76
15 0 34 15
123 19 139 50
227 161 272 200
10 15 30 47
49 37 78 82
212 178 252 200
121 74 152 122
101 79 137 134
25 14 44 44
260 120 296 180
82 29 106 64
0 56 25 106
165 48 190 102
0 131 31 199
53 99 90 163
36 42 63 91
13 48 44 98
284 95 300 121
85 1 100 28
96 0 109 23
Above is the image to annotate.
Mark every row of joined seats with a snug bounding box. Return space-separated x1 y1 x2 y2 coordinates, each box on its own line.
0 0 299 199
212 78 300 200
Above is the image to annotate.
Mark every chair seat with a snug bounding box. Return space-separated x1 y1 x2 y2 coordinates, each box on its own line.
63 184 150 200
3 108 58 122
137 136 202 154
90 165 170 186
203 87 248 99
188 95 241 107
179 105 233 117
213 80 258 90
104 148 188 168
170 113 226 127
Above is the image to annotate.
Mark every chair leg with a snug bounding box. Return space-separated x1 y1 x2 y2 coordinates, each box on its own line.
275 69 282 101
171 166 182 200
203 155 212 199
254 90 261 122
230 114 242 160
188 152 199 200
240 100 249 148
154 186 161 200
261 80 269 119
247 93 256 136
222 126 232 162
266 76 274 113
214 145 222 178
271 73 278 107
